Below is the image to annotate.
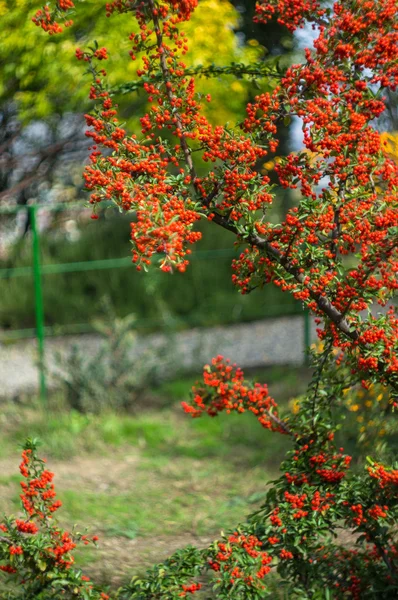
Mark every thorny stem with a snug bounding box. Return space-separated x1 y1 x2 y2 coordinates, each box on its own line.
210 212 359 340
309 338 334 432
266 410 292 435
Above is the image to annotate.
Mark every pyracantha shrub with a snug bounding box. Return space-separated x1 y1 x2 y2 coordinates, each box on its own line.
0 440 108 599
2 0 397 597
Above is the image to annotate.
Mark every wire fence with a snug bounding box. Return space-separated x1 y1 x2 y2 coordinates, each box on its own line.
0 202 311 402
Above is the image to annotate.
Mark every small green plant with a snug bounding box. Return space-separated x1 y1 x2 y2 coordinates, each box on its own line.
54 300 174 413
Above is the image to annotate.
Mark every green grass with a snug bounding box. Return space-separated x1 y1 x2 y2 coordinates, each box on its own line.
0 367 309 590
0 406 290 466
0 408 281 586
1 367 308 459
55 458 271 537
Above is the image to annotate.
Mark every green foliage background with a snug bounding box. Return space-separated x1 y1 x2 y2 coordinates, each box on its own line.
0 214 299 333
0 0 296 334
0 0 258 123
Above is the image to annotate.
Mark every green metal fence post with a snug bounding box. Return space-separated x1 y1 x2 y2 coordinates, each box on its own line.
304 310 311 366
29 205 47 403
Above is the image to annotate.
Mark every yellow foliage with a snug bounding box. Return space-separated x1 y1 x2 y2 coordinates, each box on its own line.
289 397 301 415
343 383 397 456
1 0 261 125
263 160 275 171
380 131 398 162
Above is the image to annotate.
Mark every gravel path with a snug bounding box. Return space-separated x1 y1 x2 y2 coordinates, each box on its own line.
0 314 317 398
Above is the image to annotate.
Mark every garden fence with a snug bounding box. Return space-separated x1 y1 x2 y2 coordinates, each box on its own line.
0 203 311 402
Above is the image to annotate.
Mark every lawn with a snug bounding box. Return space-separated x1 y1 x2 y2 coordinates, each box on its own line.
0 366 310 591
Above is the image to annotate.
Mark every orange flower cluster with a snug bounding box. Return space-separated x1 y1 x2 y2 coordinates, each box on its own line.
32 1 73 34
368 463 398 489
179 581 201 597
254 0 326 32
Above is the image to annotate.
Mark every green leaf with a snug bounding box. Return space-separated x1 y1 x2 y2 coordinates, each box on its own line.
37 559 47 572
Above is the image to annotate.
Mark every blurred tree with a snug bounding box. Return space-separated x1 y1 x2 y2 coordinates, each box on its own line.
230 0 296 216
231 0 294 55
0 0 260 210
1 0 258 121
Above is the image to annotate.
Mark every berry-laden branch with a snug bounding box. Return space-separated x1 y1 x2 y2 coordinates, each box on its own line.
147 0 197 181
182 355 293 434
113 60 284 96
0 440 107 599
67 0 398 388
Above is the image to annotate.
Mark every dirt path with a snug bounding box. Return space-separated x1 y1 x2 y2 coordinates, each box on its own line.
0 452 245 587
85 533 214 587
0 449 359 590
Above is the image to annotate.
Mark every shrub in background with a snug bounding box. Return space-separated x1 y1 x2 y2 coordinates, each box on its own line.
53 299 173 413
0 214 298 334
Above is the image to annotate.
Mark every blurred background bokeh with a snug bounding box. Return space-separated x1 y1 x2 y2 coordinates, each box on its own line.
0 0 303 388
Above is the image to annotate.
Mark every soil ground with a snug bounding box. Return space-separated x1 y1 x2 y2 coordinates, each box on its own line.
0 367 310 591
